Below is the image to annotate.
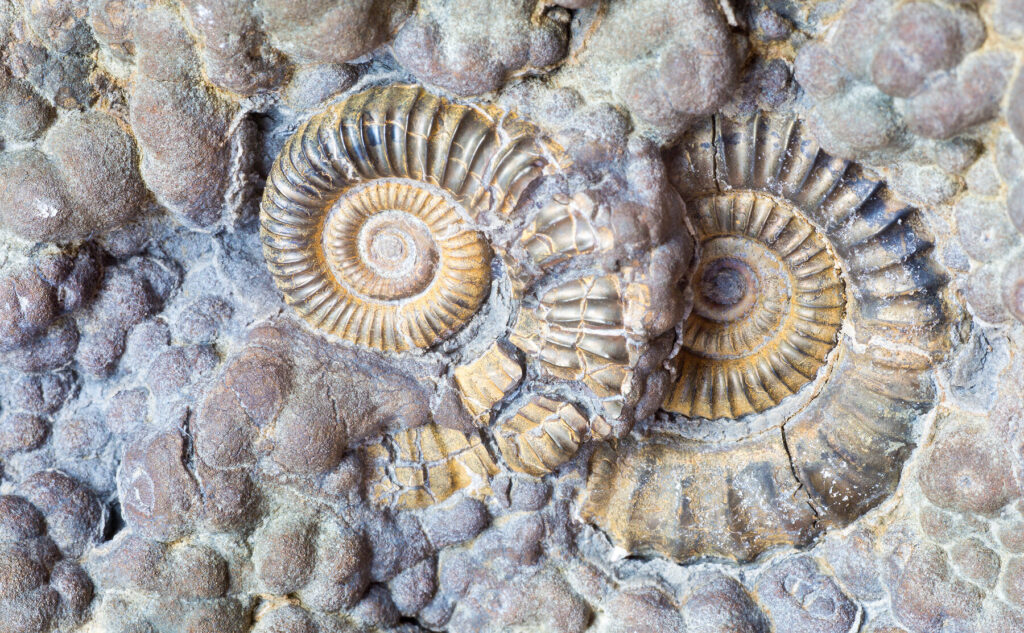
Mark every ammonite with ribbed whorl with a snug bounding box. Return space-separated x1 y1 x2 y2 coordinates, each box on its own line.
262 85 684 510
261 84 547 352
581 111 951 563
670 191 845 419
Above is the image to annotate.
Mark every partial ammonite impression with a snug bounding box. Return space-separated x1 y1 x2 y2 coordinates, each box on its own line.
582 112 951 562
261 84 545 352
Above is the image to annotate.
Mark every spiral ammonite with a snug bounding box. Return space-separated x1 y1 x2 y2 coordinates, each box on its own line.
263 85 667 509
581 112 951 563
667 191 845 419
260 84 546 352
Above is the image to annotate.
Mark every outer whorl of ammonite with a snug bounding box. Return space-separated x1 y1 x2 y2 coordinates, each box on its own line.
261 84 548 352
581 111 951 564
665 192 845 419
365 424 498 510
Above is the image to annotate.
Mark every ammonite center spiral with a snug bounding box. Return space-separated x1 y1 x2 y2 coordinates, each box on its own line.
323 180 490 304
260 85 548 353
665 191 845 419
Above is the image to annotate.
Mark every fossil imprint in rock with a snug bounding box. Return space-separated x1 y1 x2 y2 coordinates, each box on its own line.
582 112 952 563
263 85 676 509
667 191 845 419
260 84 546 352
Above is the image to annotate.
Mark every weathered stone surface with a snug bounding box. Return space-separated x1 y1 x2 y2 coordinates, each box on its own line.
755 557 858 633
0 1 1020 631
919 425 1019 516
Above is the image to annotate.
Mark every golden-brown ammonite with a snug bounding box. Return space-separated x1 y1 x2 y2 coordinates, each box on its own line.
263 85 685 510
667 191 845 419
581 112 951 562
261 84 546 352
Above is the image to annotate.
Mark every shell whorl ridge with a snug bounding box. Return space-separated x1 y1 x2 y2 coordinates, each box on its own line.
366 424 498 510
261 84 548 352
667 191 845 419
581 111 951 563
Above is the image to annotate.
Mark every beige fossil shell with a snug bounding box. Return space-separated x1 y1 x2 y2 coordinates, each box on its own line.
509 275 634 419
260 84 549 352
665 191 845 419
453 342 524 427
581 432 817 562
581 111 950 563
495 396 590 477
517 192 612 271
367 424 498 510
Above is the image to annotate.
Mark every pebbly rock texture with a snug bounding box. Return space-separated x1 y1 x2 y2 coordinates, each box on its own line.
792 0 1014 162
0 110 145 243
393 0 568 96
0 495 93 633
259 0 411 65
129 5 244 229
0 0 1021 632
556 0 741 140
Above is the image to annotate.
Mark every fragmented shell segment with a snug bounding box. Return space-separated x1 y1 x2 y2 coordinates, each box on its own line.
518 192 612 271
510 275 633 418
665 192 845 419
581 431 817 562
260 84 549 352
495 396 590 477
367 424 498 510
453 342 524 427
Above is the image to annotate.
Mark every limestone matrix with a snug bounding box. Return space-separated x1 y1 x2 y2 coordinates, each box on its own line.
0 1 1022 632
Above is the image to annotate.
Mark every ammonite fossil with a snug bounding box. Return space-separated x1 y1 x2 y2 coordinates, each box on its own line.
495 395 594 477
263 85 682 510
261 84 546 352
581 112 951 562
666 191 845 419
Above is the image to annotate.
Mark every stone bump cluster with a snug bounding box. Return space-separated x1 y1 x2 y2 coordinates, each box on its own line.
0 1 1023 633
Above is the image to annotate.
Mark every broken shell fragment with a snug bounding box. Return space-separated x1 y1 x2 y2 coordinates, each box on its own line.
453 342 524 427
510 275 634 419
367 424 498 510
495 395 590 477
518 192 612 271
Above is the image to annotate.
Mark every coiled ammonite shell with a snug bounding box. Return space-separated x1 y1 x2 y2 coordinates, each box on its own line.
667 192 844 418
581 112 951 562
265 85 685 511
261 84 547 352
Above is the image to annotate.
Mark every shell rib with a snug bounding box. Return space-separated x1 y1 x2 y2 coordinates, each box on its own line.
665 191 845 418
510 275 634 419
453 342 524 426
366 424 498 510
260 84 548 352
